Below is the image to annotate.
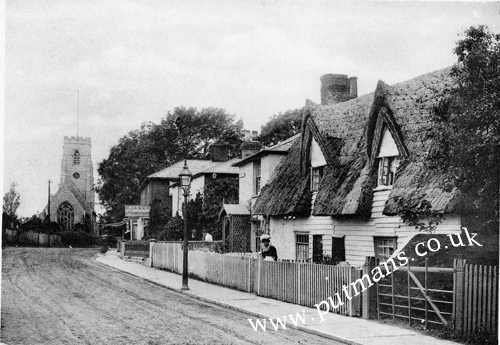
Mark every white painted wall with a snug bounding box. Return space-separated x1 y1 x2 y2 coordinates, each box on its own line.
170 175 205 217
268 189 462 267
238 154 286 207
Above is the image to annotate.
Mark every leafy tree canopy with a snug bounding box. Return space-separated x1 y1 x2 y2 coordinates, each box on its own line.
97 107 243 222
3 182 21 221
398 25 499 232
257 108 303 147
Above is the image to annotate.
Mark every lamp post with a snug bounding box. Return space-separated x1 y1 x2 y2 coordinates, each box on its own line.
179 160 192 290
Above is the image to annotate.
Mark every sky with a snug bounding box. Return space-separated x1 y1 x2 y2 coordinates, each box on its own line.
3 0 499 218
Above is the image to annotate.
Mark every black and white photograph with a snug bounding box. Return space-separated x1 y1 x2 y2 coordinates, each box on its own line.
2 1 499 344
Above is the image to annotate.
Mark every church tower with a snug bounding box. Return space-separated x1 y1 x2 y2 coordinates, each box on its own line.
47 136 96 232
60 136 95 209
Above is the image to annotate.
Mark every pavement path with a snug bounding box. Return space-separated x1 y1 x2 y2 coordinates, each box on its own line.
97 250 461 345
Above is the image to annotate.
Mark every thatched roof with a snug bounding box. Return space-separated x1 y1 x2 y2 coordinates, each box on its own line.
254 67 463 217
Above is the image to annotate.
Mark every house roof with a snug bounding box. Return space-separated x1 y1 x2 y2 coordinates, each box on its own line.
232 134 300 167
219 203 250 218
194 158 239 176
164 158 240 188
254 67 463 217
147 160 221 180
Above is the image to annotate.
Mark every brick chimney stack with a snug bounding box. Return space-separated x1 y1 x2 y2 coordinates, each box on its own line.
320 74 358 105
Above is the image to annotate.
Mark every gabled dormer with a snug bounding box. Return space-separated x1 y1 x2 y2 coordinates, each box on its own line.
367 81 409 191
375 127 400 188
309 137 327 192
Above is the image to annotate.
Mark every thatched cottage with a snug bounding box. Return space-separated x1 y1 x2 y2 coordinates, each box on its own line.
252 67 467 267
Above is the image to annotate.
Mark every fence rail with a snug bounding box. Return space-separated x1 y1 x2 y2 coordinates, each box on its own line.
150 242 361 316
4 229 61 246
456 262 498 337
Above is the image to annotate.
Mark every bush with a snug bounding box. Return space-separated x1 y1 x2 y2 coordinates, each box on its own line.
60 231 101 247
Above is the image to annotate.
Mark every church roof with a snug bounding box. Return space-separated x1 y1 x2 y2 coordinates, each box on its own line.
50 178 94 216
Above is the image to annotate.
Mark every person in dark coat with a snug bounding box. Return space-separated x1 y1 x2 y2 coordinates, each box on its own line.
260 234 278 261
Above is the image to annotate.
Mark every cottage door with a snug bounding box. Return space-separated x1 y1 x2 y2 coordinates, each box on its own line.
332 236 346 262
313 235 323 263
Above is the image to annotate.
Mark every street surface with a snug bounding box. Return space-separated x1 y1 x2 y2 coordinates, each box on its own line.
2 248 340 344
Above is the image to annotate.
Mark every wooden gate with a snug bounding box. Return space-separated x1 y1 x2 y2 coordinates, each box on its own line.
376 259 454 328
376 258 499 338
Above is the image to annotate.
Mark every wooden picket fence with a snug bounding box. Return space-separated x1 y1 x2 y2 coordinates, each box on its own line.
455 262 498 337
257 260 361 316
4 229 61 246
149 242 362 316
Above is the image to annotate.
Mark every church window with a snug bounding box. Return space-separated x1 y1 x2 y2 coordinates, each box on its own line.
73 172 80 179
73 150 80 165
57 202 74 231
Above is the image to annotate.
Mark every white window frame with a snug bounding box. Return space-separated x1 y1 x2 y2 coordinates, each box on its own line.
310 166 324 192
296 233 309 261
254 160 261 195
377 156 398 187
374 236 397 262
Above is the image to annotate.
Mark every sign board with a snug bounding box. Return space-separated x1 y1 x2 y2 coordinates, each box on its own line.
124 205 150 218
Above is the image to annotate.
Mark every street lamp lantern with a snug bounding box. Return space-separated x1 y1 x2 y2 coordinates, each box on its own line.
179 160 192 196
179 160 192 290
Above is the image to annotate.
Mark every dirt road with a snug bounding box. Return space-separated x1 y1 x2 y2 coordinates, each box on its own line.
2 248 339 345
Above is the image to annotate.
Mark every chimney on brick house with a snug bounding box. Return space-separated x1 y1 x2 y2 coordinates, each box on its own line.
210 142 232 162
240 130 262 159
320 74 358 105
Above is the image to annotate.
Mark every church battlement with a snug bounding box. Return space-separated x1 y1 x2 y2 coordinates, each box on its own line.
64 136 91 144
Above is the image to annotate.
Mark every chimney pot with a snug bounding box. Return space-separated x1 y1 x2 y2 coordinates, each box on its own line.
320 74 357 105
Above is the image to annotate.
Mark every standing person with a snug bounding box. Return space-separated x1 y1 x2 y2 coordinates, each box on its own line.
190 229 197 240
260 234 278 261
202 229 213 242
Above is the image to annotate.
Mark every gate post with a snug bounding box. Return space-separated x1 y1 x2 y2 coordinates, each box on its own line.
454 258 467 334
362 256 377 319
149 239 157 267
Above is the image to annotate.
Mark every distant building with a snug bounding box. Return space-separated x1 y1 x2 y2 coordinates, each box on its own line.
43 136 96 232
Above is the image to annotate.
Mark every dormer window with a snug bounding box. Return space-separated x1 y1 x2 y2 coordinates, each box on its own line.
376 128 400 187
309 137 327 192
377 157 398 186
310 166 324 192
73 150 80 165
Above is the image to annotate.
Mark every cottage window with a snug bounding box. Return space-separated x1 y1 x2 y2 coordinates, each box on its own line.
73 150 80 165
254 160 261 195
310 166 324 192
296 234 309 261
377 156 398 186
374 237 397 262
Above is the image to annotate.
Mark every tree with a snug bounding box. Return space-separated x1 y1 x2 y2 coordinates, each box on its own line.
97 107 243 222
397 25 499 232
201 177 239 239
3 182 21 228
147 198 171 239
257 108 303 147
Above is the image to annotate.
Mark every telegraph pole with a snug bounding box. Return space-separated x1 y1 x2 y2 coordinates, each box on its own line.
47 180 52 247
